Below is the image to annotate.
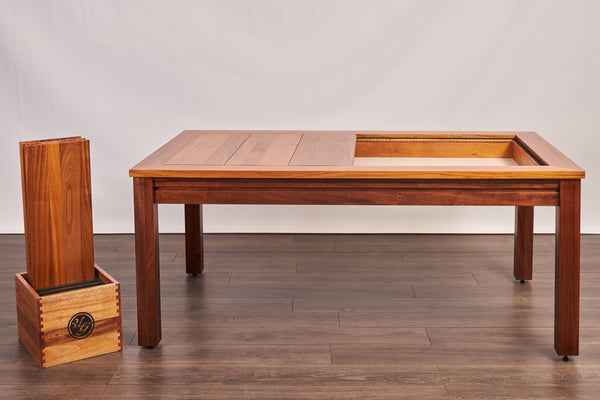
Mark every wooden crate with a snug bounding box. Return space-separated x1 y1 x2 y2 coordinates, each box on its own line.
15 264 122 368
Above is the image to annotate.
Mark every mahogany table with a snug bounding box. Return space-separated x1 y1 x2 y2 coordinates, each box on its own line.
130 130 584 356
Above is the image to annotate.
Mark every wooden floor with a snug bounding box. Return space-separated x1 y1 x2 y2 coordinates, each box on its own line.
1 233 600 399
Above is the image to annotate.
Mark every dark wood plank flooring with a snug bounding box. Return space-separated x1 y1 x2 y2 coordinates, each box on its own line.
1 233 600 399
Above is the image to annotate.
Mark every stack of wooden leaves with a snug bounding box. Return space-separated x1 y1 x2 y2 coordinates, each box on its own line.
20 137 96 291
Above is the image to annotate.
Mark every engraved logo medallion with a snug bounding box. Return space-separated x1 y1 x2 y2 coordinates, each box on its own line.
68 312 95 339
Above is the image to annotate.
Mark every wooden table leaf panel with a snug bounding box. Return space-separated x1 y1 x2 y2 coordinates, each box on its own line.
129 131 585 356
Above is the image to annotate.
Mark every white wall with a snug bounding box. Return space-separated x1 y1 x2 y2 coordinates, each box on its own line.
1 0 598 234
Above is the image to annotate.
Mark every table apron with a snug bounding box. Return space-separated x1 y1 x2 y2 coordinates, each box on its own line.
152 178 560 206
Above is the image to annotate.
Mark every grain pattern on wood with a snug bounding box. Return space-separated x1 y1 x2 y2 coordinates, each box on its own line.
155 178 562 191
554 179 581 356
131 165 585 180
166 132 250 165
231 272 477 288
355 137 514 158
157 187 558 206
155 326 429 346
108 363 444 384
152 297 292 313
20 137 95 290
356 131 518 139
289 133 356 166
61 140 95 284
440 365 600 400
107 364 446 396
153 178 560 206
339 310 560 329
166 283 413 299
203 233 335 253
40 284 120 333
226 133 302 165
105 384 448 400
129 131 202 171
123 344 332 364
153 310 340 329
331 343 573 365
426 327 567 346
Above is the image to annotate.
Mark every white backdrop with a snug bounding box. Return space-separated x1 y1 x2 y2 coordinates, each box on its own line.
1 0 598 234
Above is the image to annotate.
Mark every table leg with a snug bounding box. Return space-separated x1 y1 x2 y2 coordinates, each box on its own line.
554 180 580 356
514 206 534 281
185 204 204 274
134 177 161 347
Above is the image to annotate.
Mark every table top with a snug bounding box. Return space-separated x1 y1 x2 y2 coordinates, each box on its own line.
130 131 584 180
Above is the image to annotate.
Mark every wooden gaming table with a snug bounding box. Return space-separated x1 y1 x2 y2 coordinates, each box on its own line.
130 130 585 356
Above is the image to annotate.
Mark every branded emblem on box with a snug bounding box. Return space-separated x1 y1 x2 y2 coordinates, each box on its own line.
68 312 95 339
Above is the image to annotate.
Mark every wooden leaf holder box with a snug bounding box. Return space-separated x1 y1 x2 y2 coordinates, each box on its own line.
15 265 122 368
17 137 122 368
